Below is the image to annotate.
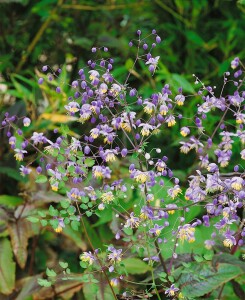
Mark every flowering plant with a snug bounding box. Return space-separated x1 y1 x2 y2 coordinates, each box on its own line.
1 30 244 299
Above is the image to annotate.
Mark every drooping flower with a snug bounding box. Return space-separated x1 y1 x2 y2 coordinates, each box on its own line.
180 126 190 137
125 212 140 228
97 83 108 95
166 204 178 214
14 149 27 161
64 101 80 114
79 104 92 123
159 103 168 115
149 224 164 236
110 278 119 287
23 117 31 127
9 136 16 146
103 149 117 162
90 128 100 139
107 246 122 263
175 94 185 106
139 123 154 136
67 188 82 201
178 224 195 243
143 101 155 114
31 132 46 145
165 284 179 297
145 56 160 73
92 165 111 179
80 251 95 265
110 83 122 97
180 142 191 154
231 57 239 69
20 165 31 176
140 206 154 220
133 170 150 183
69 137 82 152
168 185 182 199
155 159 166 172
88 70 100 85
230 177 243 191
166 115 176 127
55 218 65 233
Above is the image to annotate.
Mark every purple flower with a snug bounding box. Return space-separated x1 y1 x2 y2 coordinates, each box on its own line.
149 224 164 236
231 57 239 69
107 246 122 263
20 165 31 176
80 251 95 265
31 132 47 145
145 56 160 73
165 284 179 297
125 212 140 228
23 117 31 127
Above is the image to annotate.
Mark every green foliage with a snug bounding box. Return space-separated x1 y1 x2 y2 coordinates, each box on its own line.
175 260 244 298
121 258 152 274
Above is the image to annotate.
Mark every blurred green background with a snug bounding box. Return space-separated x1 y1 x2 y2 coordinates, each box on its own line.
0 0 245 299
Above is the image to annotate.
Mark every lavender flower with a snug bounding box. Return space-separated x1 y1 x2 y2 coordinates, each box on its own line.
165 284 179 297
107 246 122 263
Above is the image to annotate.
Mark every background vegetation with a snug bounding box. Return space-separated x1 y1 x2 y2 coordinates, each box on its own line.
0 0 245 299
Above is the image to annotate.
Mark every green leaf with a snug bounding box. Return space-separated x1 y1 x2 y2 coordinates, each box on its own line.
35 175 48 183
62 226 86 250
38 211 46 218
85 211 92 217
83 282 98 300
60 200 70 209
122 258 151 275
0 167 25 181
49 205 58 217
123 227 133 235
40 220 48 226
59 261 68 268
46 268 56 277
80 261 88 268
71 220 80 231
125 58 134 70
186 30 205 46
67 205 76 215
94 208 112 226
80 204 88 210
60 124 70 137
177 262 244 298
37 278 52 287
26 216 39 223
194 255 204 262
84 158 95 167
0 238 16 294
203 252 214 261
57 154 65 162
212 253 245 272
171 74 195 93
0 195 23 207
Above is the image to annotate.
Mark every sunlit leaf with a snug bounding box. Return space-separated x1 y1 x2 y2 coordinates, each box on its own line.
122 258 152 274
0 195 23 207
